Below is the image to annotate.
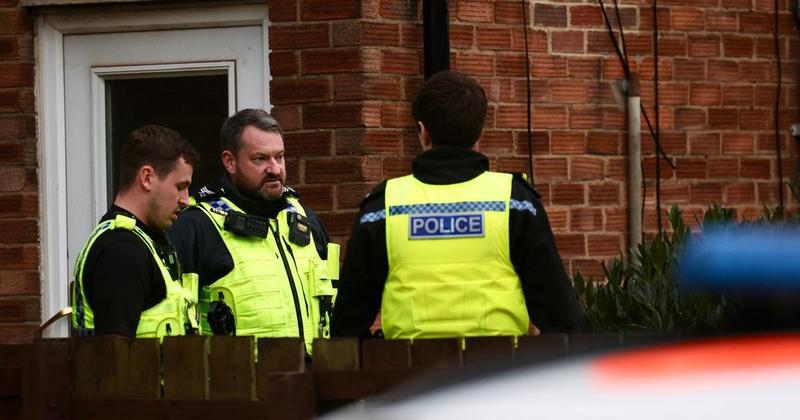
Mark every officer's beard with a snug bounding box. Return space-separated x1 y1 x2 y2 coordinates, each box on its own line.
234 176 284 202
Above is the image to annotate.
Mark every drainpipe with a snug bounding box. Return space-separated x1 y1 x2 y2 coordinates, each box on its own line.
627 74 642 256
423 0 450 79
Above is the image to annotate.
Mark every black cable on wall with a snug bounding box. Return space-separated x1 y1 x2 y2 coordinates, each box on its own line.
774 0 785 209
653 0 662 231
598 0 673 234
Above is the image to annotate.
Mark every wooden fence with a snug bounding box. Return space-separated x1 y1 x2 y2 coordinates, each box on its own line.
1 333 673 420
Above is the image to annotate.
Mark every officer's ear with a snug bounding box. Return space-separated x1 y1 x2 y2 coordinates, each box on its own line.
139 165 156 192
221 149 236 176
418 121 432 151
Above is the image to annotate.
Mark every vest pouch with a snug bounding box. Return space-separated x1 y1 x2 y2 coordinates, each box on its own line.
156 317 182 338
306 259 336 339
208 287 236 335
407 278 481 337
481 288 529 335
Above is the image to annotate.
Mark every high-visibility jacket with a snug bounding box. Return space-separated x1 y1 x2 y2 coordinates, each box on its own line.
382 171 529 339
72 214 197 338
195 197 336 354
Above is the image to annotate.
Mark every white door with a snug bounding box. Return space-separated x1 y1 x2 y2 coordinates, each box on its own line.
38 5 269 337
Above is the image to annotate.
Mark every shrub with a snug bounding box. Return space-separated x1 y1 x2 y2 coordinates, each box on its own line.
573 204 742 333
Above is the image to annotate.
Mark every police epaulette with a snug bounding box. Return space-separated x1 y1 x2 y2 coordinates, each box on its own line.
283 185 299 198
193 184 224 203
359 180 387 208
512 173 542 199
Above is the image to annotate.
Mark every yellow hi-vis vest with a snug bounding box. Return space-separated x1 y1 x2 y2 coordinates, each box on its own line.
382 171 529 340
196 197 336 354
72 214 198 338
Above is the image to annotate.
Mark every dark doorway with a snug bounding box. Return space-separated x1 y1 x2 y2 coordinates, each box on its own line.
105 74 229 201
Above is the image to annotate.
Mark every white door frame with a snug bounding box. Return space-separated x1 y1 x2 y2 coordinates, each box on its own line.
35 3 269 336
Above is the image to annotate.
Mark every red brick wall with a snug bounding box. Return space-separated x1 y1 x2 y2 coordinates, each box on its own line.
271 0 799 281
1 0 797 343
0 0 38 344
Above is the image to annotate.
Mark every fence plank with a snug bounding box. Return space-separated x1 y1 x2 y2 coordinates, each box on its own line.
361 339 412 369
113 338 160 399
209 336 255 400
259 372 315 419
516 334 569 362
569 333 624 355
411 338 462 369
0 345 23 367
165 400 273 420
624 332 679 348
23 339 70 420
163 336 208 400
72 336 116 399
315 370 415 401
0 397 22 420
73 399 163 420
312 339 360 371
464 336 515 367
257 338 305 373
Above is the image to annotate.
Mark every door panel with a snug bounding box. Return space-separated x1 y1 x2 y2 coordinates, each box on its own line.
62 26 265 324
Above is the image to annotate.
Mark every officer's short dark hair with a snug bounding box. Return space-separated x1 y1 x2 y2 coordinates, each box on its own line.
220 108 283 155
411 71 487 149
118 125 200 192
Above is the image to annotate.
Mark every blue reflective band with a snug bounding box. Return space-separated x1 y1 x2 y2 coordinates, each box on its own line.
360 209 386 224
389 201 506 215
409 214 484 239
509 199 537 215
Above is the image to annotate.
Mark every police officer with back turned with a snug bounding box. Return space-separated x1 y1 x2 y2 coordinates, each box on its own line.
331 71 585 339
168 109 337 355
72 125 200 338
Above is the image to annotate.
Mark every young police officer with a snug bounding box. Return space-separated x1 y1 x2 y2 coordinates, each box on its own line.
72 125 200 338
332 71 585 339
168 109 336 355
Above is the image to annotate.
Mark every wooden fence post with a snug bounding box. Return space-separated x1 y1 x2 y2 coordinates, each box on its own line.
411 338 462 369
162 336 208 400
208 336 255 401
23 339 71 420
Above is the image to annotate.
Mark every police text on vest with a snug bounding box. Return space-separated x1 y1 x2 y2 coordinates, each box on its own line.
408 214 484 239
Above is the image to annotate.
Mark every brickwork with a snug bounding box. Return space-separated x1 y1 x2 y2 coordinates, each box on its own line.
271 0 799 282
0 0 37 344
268 0 425 246
0 0 798 342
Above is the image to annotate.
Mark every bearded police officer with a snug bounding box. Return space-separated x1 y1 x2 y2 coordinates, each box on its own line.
331 71 585 339
72 125 201 338
168 109 337 355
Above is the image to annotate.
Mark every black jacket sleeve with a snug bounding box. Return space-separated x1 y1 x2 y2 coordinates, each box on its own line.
303 206 331 260
331 181 388 338
167 207 234 288
509 176 586 333
87 232 159 337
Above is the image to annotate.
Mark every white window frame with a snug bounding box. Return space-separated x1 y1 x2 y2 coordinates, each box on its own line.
91 61 237 211
35 2 269 336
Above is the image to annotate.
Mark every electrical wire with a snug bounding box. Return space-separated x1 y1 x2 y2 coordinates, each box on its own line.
521 0 534 184
653 0 662 231
795 0 800 32
774 0 785 209
613 0 629 69
598 0 672 234
597 0 674 168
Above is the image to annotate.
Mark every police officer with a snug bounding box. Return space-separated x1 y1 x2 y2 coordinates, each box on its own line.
72 125 200 338
168 109 337 355
331 71 585 339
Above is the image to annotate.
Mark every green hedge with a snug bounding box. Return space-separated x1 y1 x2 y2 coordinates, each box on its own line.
573 204 798 333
